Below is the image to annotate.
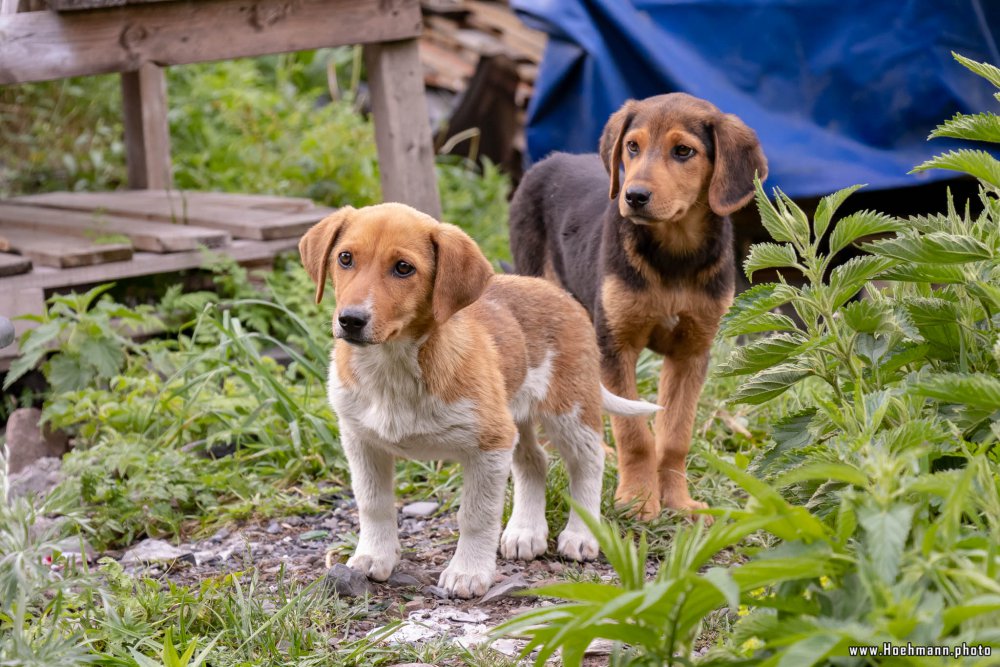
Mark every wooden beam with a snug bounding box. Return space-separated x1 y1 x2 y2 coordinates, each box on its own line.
0 0 423 84
122 63 173 189
365 39 442 219
0 226 133 268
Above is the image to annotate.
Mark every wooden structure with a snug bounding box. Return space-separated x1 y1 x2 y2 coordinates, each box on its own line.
0 0 442 369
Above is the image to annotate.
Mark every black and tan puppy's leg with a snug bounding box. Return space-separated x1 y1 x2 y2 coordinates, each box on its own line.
601 349 660 519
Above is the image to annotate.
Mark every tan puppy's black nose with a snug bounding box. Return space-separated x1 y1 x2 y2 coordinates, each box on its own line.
624 186 651 208
338 308 370 334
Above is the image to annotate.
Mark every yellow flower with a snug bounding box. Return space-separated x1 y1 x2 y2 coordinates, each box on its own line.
741 637 764 653
819 575 833 589
737 604 751 617
749 587 768 599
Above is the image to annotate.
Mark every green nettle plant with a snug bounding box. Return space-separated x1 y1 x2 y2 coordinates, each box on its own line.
498 52 1000 666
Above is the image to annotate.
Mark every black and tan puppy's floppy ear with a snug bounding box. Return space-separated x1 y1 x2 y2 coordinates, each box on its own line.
430 222 493 323
598 100 637 201
298 206 354 304
709 114 768 216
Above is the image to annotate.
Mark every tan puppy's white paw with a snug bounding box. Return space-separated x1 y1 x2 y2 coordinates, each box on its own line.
557 529 599 561
347 552 397 581
500 524 548 561
439 564 495 599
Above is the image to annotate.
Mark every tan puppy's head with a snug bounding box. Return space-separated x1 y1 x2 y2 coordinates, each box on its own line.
298 203 494 346
599 93 767 223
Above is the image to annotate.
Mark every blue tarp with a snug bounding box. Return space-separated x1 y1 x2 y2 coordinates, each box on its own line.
511 0 1000 198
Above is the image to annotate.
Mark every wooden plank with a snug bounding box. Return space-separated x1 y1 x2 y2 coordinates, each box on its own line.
122 63 173 189
0 226 133 268
0 252 31 277
0 202 230 252
0 238 299 292
9 192 334 240
365 39 442 219
84 190 317 213
0 0 423 84
49 0 167 10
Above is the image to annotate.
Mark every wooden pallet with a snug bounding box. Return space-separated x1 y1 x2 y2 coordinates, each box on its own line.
0 190 332 370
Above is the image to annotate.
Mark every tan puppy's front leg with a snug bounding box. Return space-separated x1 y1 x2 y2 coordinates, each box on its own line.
343 434 400 581
439 448 513 599
602 349 660 519
655 349 711 515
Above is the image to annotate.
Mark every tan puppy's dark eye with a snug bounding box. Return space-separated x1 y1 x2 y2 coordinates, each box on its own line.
673 145 695 159
393 260 415 277
338 251 353 268
625 140 639 155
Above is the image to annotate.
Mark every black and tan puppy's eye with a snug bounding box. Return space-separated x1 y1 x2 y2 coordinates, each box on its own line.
673 145 695 159
393 260 415 277
625 140 640 155
338 251 353 268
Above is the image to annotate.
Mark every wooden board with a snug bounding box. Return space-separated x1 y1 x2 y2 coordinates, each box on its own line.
0 238 299 293
0 252 31 277
0 226 133 268
10 192 334 241
0 202 230 253
98 190 317 213
0 0 423 84
121 63 173 189
49 0 168 10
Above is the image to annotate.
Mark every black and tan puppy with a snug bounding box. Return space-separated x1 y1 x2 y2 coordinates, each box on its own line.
509 93 767 518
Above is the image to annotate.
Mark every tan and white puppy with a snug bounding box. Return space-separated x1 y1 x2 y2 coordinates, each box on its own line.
299 203 658 599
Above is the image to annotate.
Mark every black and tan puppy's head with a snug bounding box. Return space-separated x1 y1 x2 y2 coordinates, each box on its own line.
298 203 493 346
599 93 767 224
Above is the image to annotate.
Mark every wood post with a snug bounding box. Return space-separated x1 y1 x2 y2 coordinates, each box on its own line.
364 39 442 219
121 63 173 190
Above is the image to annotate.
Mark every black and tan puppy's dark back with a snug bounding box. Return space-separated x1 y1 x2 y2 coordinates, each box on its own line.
510 93 767 518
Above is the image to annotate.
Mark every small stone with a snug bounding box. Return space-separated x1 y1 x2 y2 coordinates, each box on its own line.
490 637 522 656
266 521 282 535
325 563 372 598
6 409 69 475
423 584 451 600
283 516 304 527
401 501 439 518
480 573 529 603
0 315 14 349
210 527 231 542
386 571 423 588
547 561 565 574
8 457 63 500
121 538 193 566
194 550 219 566
404 599 426 613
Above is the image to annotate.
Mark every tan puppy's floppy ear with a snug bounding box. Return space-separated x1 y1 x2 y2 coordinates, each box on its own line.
298 206 354 304
599 100 637 201
709 114 768 216
431 223 493 323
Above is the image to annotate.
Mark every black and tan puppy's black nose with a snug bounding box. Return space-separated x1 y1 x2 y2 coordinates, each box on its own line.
624 187 651 208
338 308 370 333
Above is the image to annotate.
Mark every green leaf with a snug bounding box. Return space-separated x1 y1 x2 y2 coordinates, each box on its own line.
864 231 992 264
827 256 896 310
840 299 890 334
828 210 900 255
876 262 967 284
813 184 865 239
703 567 739 610
80 336 124 379
776 634 842 667
720 283 799 338
930 111 1000 143
909 373 1000 412
775 462 867 489
941 595 1000 634
731 364 811 405
744 243 798 279
911 150 1000 189
858 503 914 583
47 354 94 392
953 51 1000 90
755 176 797 243
716 332 806 376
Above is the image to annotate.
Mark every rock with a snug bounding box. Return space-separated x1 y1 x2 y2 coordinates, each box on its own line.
194 550 220 566
209 527 231 542
5 409 69 475
283 515 304 527
404 599 427 613
480 573 529 603
422 584 451 600
8 457 63 500
386 571 423 588
0 316 14 349
401 501 439 518
325 563 373 598
266 521 282 535
120 538 193 566
49 535 95 565
490 637 522 656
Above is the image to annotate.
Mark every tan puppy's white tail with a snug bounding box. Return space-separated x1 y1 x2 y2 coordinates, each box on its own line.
600 385 661 416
